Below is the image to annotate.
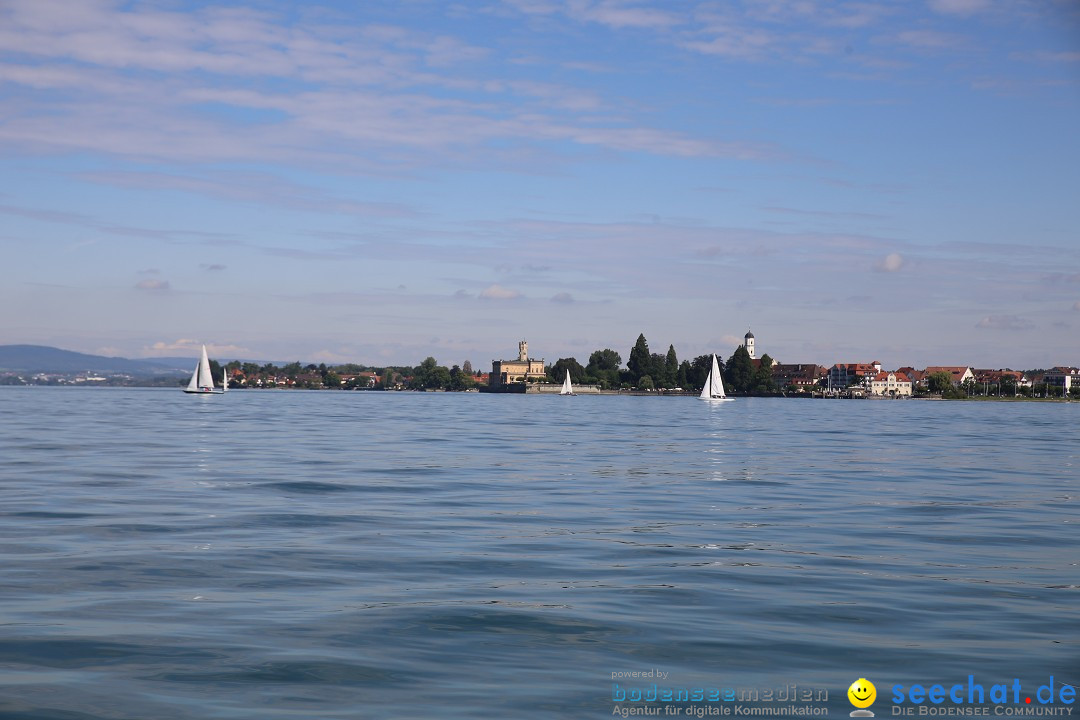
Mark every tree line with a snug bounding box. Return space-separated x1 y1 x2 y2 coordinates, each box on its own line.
211 333 777 394
548 334 776 393
215 358 481 391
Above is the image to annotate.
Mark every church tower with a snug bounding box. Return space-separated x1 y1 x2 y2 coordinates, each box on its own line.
518 340 528 361
744 329 755 359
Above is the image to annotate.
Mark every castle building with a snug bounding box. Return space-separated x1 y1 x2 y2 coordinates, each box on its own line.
490 340 546 386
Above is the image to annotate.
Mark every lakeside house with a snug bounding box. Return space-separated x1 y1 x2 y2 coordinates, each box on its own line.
896 367 925 386
870 371 913 397
923 366 975 387
339 372 381 388
772 363 827 390
1043 367 1079 392
826 362 881 390
972 369 1029 389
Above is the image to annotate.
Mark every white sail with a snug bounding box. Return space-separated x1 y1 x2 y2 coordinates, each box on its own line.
198 345 214 390
560 370 574 395
184 345 218 394
699 354 728 400
222 366 228 392
185 355 201 392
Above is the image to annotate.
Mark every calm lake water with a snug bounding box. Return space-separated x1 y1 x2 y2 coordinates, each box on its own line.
1 388 1077 719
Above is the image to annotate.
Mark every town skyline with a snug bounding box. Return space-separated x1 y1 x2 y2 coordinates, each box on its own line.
1 332 1071 382
1 1 1078 369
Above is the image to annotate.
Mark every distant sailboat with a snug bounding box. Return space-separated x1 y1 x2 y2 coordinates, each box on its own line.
560 370 575 396
700 354 733 401
183 345 224 395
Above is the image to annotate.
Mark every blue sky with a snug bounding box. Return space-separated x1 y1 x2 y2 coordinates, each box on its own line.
1 0 1078 370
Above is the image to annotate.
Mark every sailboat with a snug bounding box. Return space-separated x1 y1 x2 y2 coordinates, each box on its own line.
700 354 733 401
183 345 225 395
560 370 575 396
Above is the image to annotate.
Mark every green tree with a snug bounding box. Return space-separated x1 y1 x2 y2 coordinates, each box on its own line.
410 357 452 390
550 357 586 384
750 354 777 394
627 334 652 384
724 345 754 393
677 360 691 389
208 359 222 386
588 348 622 372
928 371 966 398
587 349 622 389
638 374 655 390
431 366 452 389
926 371 953 394
649 352 667 387
448 365 476 391
945 383 967 399
462 360 473 375
687 355 715 391
664 345 678 388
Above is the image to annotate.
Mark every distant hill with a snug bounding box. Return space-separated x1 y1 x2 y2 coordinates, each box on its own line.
0 345 190 375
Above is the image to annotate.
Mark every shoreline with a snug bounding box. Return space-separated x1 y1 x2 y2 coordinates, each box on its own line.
2 384 1073 402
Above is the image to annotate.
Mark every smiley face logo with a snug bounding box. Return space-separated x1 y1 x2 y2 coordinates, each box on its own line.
848 678 877 709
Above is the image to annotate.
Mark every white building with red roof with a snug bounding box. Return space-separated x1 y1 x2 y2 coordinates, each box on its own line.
870 371 913 397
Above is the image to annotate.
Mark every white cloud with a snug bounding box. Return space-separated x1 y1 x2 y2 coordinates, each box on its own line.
1072 301 1080 312
0 1 760 167
975 315 1031 331
146 339 201 353
143 339 249 356
874 252 905 272
479 284 522 300
135 279 170 291
310 349 354 363
551 292 574 303
927 0 989 16
895 29 961 49
575 3 681 29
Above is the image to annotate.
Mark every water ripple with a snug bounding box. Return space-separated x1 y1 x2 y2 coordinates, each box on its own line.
0 388 1076 718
